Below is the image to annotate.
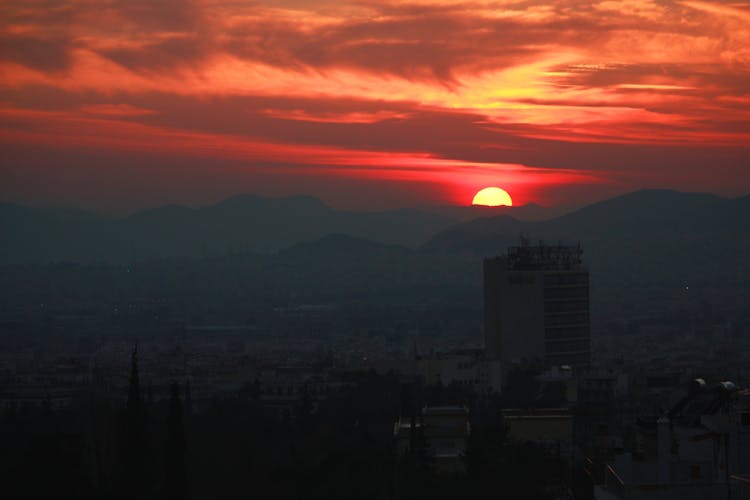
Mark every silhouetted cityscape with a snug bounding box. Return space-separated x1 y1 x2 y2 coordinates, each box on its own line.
1 190 750 499
3 0 749 496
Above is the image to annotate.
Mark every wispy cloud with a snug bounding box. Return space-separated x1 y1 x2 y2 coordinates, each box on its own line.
1 0 748 208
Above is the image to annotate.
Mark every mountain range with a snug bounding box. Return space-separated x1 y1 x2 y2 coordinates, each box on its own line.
1 189 748 320
0 194 565 264
424 189 750 318
0 194 439 263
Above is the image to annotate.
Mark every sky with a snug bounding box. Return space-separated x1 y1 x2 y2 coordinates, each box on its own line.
1 0 749 212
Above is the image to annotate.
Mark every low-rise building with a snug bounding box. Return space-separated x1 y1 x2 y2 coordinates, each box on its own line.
595 380 750 500
394 405 471 474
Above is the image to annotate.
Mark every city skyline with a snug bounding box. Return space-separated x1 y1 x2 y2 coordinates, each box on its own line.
3 3 750 497
2 0 749 212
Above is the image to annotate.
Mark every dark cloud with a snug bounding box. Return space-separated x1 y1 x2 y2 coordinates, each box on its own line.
100 36 209 71
0 34 72 71
112 0 200 31
220 12 610 82
1 0 749 210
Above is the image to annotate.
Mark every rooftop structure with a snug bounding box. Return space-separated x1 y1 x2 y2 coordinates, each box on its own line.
507 242 583 271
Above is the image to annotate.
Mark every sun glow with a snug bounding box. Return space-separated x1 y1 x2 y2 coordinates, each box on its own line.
0 0 748 209
472 187 513 206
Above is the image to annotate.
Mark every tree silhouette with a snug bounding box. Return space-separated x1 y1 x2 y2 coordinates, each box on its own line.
122 344 147 499
127 344 141 413
163 382 186 500
184 380 193 418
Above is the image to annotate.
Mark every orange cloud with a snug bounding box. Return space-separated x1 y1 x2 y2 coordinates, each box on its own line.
1 0 749 208
80 103 156 116
259 108 412 124
0 103 599 201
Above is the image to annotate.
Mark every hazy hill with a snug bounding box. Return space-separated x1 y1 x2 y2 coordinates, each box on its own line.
0 194 460 264
3 190 748 321
423 190 750 317
0 203 110 264
424 189 750 258
426 202 572 222
2 189 749 324
0 193 584 264
0 234 480 312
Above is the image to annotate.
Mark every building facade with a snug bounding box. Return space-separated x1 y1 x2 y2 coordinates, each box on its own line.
484 242 591 369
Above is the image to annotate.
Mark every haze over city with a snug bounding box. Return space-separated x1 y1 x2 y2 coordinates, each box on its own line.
2 1 750 499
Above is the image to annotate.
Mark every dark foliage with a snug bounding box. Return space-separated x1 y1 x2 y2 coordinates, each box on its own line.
0 370 577 499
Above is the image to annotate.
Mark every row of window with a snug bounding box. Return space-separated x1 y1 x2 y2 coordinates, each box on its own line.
508 274 536 285
545 326 589 339
545 313 589 326
544 300 589 313
543 273 588 286
544 286 589 300
545 339 590 354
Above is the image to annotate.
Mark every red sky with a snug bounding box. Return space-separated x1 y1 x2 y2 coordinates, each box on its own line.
1 0 749 211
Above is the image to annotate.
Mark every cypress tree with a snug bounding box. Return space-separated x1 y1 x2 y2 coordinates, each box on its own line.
184 380 192 417
123 343 146 500
163 382 186 500
127 344 141 413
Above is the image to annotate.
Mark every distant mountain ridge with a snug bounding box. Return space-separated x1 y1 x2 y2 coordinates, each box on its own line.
423 189 750 254
423 189 750 317
0 194 461 264
2 189 748 299
1 189 748 320
426 202 572 222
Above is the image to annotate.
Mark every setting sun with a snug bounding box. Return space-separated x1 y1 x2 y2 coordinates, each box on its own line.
472 187 513 207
